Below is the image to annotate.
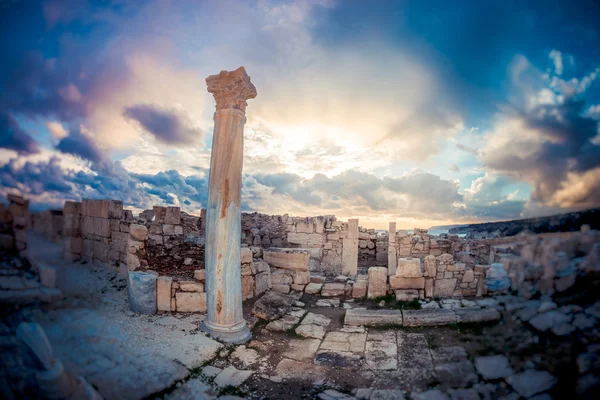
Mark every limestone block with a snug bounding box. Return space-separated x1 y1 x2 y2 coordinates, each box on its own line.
425 278 434 298
424 255 437 277
395 289 419 301
388 246 397 276
448 263 466 272
108 200 123 219
271 269 293 285
396 257 423 278
127 253 141 270
342 238 358 276
389 276 425 290
164 206 181 224
434 279 457 297
194 270 206 281
71 237 83 253
291 284 306 292
305 282 323 294
82 216 94 238
130 224 148 241
367 267 388 299
359 240 368 249
347 218 359 239
83 239 93 258
437 253 455 265
344 308 403 326
255 272 271 295
403 309 457 327
153 206 166 224
296 219 314 233
352 280 368 298
272 284 291 294
179 281 204 292
111 231 129 253
263 248 309 271
323 242 333 250
63 201 81 214
240 247 253 264
287 232 323 247
163 224 183 236
242 276 255 300
314 217 325 234
147 234 163 245
254 261 270 273
175 292 207 312
321 283 345 297
241 264 254 276
327 233 340 241
157 276 173 312
462 270 474 283
128 271 158 314
293 270 310 285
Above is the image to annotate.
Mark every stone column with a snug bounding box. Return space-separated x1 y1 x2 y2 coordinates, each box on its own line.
388 222 397 275
342 218 359 276
201 67 257 344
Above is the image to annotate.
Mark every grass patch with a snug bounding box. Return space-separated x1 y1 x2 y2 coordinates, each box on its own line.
218 385 245 397
284 327 305 339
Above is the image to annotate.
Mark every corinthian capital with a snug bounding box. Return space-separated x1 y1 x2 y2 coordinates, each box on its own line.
206 67 257 113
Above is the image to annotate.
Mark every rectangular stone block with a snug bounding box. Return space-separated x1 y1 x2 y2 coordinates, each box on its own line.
367 267 388 299
263 248 309 271
389 276 425 290
345 308 403 327
342 238 358 276
402 309 457 327
179 281 204 292
153 206 166 224
111 231 129 253
242 275 255 300
425 278 434 298
321 282 345 297
175 292 206 312
164 206 181 224
287 232 323 247
83 239 93 258
241 247 253 264
157 276 173 312
347 218 359 239
352 280 368 298
94 217 110 238
82 216 94 239
388 222 396 243
295 219 314 233
255 271 271 295
93 240 109 262
396 257 423 278
395 289 419 301
434 279 457 297
387 246 397 276
63 201 81 215
108 200 123 219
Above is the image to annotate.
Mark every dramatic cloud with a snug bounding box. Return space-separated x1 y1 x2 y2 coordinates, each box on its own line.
55 126 105 164
481 56 600 210
0 110 40 155
123 104 203 145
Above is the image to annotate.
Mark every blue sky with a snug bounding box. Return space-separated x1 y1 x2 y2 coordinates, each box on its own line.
1 0 599 229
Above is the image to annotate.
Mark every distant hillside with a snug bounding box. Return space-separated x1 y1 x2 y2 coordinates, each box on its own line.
428 224 469 232
448 208 600 238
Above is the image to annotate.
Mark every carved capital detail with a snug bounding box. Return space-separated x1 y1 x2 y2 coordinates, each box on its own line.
206 67 257 113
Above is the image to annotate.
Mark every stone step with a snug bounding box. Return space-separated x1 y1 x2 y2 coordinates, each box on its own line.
344 307 500 327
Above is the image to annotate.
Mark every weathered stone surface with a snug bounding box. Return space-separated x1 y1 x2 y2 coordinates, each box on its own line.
252 291 296 321
194 269 206 281
434 360 478 388
321 282 345 297
474 355 514 380
179 281 205 292
366 340 397 370
274 358 328 380
434 279 457 297
305 282 323 294
282 339 321 362
214 366 253 387
342 238 359 276
157 276 173 312
263 248 310 271
396 257 423 278
240 247 253 264
272 284 290 293
424 255 437 277
506 370 557 398
265 315 300 332
242 275 255 300
175 292 207 313
368 267 388 299
129 224 148 241
295 324 326 339
395 289 420 301
403 309 457 327
455 308 500 323
293 270 311 285
389 276 425 290
352 280 368 298
345 308 403 327
128 271 158 314
410 389 449 400
431 346 468 364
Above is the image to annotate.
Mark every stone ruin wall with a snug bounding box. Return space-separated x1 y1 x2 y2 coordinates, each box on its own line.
15 195 600 315
0 194 29 258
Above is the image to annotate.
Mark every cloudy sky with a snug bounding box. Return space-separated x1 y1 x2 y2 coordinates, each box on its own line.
1 0 600 229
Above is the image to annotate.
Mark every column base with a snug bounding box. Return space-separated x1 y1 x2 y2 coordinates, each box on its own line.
201 319 251 345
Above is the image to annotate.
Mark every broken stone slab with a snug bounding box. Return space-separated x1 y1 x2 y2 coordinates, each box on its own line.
252 291 296 321
231 345 259 368
263 248 310 271
505 369 557 398
295 324 326 339
314 350 363 368
365 340 398 370
202 365 222 378
282 338 321 362
344 308 403 327
474 355 514 380
127 271 158 314
265 315 300 332
175 292 206 313
396 257 423 278
367 267 388 299
301 312 332 327
529 310 571 332
305 282 324 294
402 309 457 327
214 366 253 387
455 308 500 323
